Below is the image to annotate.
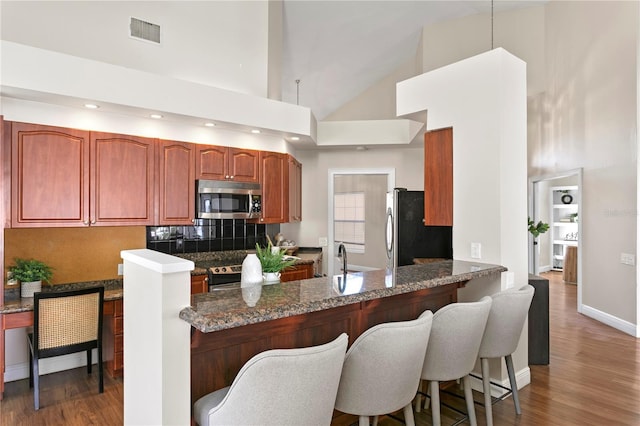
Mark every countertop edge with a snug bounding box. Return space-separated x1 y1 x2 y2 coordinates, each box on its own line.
181 263 507 333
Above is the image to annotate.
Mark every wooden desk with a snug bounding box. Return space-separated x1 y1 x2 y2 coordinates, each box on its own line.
0 294 122 400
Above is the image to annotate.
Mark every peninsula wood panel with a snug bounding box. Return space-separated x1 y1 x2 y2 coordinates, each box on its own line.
189 283 461 404
190 303 360 403
359 283 459 331
424 127 453 226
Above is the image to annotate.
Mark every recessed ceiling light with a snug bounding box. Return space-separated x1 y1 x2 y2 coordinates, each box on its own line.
84 103 99 109
251 129 261 134
150 114 163 119
291 136 300 141
204 122 216 127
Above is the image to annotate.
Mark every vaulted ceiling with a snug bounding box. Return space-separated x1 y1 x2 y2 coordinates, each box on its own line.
280 0 546 120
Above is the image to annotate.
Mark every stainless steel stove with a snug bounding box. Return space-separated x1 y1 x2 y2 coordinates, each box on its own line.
207 264 243 289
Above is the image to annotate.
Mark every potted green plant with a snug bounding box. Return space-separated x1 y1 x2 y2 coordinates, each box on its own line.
10 258 53 298
255 242 296 284
528 217 550 242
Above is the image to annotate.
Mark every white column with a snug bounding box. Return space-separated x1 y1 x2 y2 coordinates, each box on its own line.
121 249 194 426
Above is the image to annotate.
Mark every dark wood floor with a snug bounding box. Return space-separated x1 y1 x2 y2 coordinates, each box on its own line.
2 271 639 425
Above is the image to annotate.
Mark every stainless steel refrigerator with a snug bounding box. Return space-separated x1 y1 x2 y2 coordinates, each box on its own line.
385 188 453 269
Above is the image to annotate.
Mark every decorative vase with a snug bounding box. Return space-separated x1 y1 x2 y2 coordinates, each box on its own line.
241 284 262 307
21 280 42 298
263 272 281 285
241 254 263 287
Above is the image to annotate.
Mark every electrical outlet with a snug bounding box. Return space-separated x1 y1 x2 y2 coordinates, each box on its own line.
6 271 17 287
117 264 124 275
471 242 482 259
319 237 328 247
620 253 635 266
504 271 515 289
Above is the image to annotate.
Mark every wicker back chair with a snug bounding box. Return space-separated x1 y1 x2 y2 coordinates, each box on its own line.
28 286 105 410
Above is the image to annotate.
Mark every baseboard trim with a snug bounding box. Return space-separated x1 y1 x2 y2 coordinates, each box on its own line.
5 350 97 382
581 304 637 337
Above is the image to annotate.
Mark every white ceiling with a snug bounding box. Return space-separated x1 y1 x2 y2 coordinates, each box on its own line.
280 0 546 120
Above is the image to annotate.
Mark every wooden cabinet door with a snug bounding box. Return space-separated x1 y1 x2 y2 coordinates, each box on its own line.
190 275 208 294
11 122 90 227
158 140 195 225
257 151 287 223
280 263 313 282
287 155 302 222
91 132 155 226
196 145 228 180
228 148 259 183
424 127 453 226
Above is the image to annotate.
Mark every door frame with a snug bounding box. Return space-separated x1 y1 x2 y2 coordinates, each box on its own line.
327 168 395 277
528 168 583 311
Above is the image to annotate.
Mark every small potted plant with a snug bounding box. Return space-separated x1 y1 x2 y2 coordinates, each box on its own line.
10 258 53 298
528 217 550 244
255 242 296 284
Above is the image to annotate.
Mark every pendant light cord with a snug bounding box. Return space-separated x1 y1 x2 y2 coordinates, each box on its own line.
491 0 494 50
295 79 300 105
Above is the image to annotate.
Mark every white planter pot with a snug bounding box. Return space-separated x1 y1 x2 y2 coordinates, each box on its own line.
21 280 42 298
263 272 281 285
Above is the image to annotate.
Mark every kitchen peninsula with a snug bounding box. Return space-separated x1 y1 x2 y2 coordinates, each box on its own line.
182 259 506 404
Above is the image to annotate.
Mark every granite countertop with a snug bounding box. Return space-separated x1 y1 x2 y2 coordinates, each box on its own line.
0 279 123 315
175 250 316 276
180 260 506 333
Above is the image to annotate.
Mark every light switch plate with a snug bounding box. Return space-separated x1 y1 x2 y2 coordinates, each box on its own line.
620 253 635 266
471 242 481 259
319 237 328 247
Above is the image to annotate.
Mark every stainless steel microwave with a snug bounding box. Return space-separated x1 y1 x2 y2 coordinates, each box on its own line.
196 180 262 219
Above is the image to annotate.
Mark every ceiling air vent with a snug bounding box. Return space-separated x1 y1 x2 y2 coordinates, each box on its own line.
130 17 161 44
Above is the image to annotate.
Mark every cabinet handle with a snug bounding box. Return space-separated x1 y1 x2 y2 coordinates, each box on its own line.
230 175 234 179
83 220 90 226
204 277 209 283
225 175 230 179
90 220 96 225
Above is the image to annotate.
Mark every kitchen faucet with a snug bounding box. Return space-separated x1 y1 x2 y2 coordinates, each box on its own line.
338 243 347 275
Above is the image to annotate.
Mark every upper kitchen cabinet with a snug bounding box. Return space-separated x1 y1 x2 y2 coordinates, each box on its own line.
424 127 453 227
158 140 195 225
256 151 287 224
288 155 302 222
90 132 155 226
196 145 259 183
11 122 90 227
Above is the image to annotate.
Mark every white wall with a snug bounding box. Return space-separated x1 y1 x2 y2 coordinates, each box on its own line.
1 1 270 97
529 1 638 328
417 1 639 333
397 48 529 388
280 147 424 273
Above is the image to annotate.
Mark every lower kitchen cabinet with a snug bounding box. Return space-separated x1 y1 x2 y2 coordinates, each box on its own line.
102 299 123 378
191 275 209 294
280 263 314 282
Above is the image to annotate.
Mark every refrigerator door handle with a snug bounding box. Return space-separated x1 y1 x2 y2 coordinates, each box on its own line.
385 207 394 259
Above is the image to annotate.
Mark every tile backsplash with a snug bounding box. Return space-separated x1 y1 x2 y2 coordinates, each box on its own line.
147 219 279 255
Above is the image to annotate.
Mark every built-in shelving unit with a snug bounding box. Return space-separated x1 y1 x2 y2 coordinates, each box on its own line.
550 186 579 271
